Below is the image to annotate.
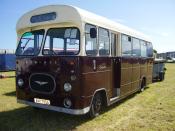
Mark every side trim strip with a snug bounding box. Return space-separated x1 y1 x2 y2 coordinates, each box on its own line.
82 70 111 75
121 80 140 86
17 99 90 115
109 88 139 105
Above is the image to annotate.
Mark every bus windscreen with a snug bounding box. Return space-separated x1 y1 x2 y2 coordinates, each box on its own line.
16 30 44 56
43 27 80 55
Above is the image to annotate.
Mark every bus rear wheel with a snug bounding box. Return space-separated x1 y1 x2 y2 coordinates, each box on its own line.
140 78 146 92
88 93 102 118
159 72 165 81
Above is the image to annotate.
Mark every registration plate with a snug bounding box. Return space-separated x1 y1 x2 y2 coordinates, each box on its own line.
34 98 50 105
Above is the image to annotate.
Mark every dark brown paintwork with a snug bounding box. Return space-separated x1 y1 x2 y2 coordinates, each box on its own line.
147 58 154 84
16 55 153 110
120 57 132 96
16 56 86 109
131 57 140 91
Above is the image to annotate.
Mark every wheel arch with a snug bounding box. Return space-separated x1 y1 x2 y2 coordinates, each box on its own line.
90 88 108 108
140 75 147 89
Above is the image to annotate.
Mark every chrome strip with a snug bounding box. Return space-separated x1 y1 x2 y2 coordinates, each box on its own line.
121 67 132 69
121 80 140 86
121 65 152 70
132 66 140 69
17 99 90 115
110 96 120 102
82 70 111 75
109 88 139 105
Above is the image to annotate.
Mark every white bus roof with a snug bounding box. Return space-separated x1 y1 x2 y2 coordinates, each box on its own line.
16 5 151 41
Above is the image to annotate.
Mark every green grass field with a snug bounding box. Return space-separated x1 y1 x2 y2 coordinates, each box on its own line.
0 64 175 131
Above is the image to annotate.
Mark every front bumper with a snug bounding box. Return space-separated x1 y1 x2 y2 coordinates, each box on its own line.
17 99 90 115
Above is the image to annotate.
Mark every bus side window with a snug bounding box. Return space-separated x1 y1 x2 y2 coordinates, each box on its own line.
147 42 153 57
99 28 110 56
132 38 141 57
111 33 116 56
122 34 132 56
85 24 97 55
140 40 147 57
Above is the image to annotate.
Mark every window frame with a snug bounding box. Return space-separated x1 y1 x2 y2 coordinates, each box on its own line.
85 23 98 56
132 37 141 57
16 29 45 56
42 27 80 56
140 40 147 58
111 33 117 57
147 42 153 58
98 27 110 56
121 34 132 57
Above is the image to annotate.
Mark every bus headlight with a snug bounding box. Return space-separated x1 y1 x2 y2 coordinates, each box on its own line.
64 83 72 92
63 98 72 108
18 78 24 87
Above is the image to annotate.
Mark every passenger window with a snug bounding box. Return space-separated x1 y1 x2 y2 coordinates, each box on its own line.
111 33 116 56
99 28 110 56
141 41 147 57
122 35 132 56
85 24 97 55
132 38 141 57
147 42 153 57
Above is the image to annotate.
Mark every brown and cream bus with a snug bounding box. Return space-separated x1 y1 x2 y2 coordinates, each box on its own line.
15 5 153 117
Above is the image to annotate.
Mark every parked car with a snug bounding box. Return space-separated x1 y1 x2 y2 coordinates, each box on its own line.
153 59 166 81
166 57 175 63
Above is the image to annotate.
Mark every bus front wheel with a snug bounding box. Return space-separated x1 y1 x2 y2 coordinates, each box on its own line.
88 93 102 118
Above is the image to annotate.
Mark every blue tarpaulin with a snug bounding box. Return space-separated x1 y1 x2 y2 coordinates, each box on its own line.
0 54 16 71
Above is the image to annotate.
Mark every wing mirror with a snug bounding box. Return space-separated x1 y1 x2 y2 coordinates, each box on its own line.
90 28 97 38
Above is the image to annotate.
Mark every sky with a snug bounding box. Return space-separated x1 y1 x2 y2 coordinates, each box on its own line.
0 0 175 53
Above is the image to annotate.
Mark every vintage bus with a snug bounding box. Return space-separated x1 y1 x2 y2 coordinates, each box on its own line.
15 5 153 117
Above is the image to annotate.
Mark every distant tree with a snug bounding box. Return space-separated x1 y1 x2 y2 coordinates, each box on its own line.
153 49 157 54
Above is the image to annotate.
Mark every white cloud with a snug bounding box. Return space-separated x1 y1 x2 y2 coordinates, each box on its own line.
160 32 169 37
140 27 169 37
139 27 174 52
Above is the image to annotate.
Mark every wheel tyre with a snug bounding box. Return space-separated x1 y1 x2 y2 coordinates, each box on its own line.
88 93 102 118
159 73 164 81
140 79 145 92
